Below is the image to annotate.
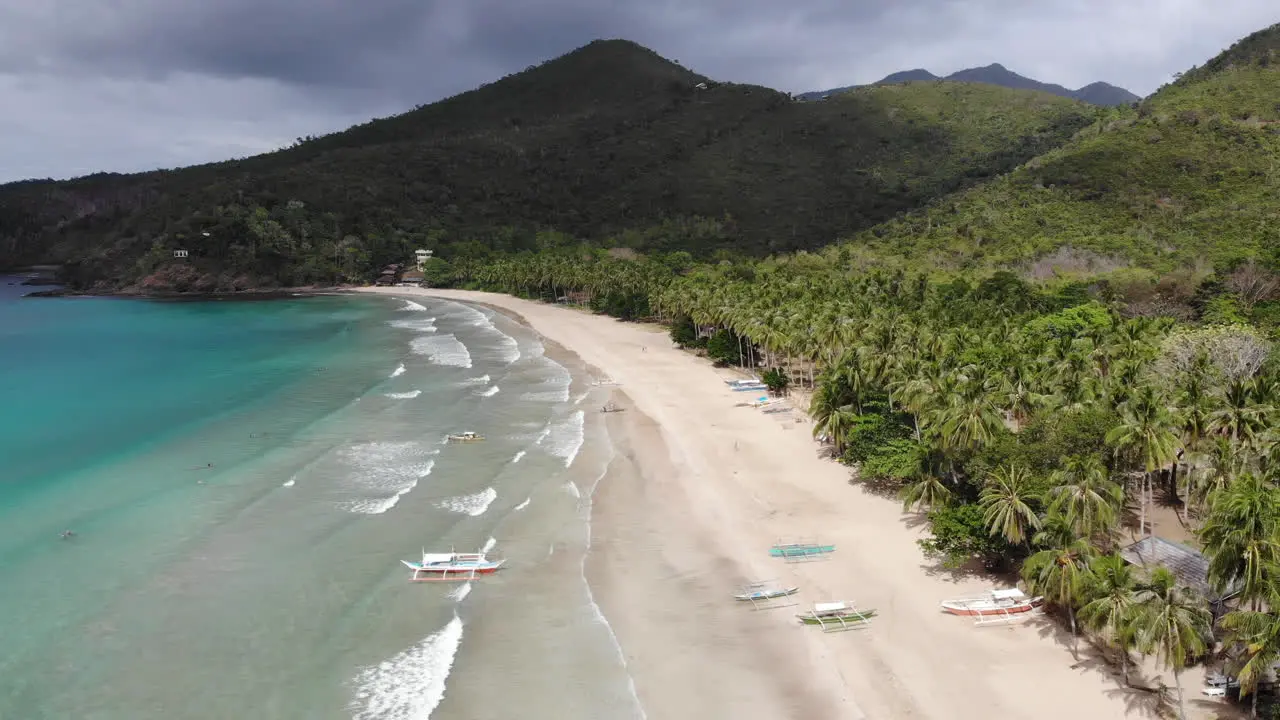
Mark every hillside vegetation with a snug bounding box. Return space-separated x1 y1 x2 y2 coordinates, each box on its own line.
0 40 1095 291
850 23 1280 272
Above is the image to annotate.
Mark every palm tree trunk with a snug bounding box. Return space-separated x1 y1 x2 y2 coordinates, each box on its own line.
1251 687 1258 718
1069 607 1078 659
1173 667 1186 720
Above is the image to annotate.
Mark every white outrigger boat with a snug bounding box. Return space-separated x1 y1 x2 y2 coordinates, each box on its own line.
940 588 1043 625
445 431 485 443
726 379 768 392
402 549 506 582
732 580 799 610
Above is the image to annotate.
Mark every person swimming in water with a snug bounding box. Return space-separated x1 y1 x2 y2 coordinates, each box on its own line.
60 529 76 539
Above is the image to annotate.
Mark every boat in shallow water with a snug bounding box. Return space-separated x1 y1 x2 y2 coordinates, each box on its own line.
402 550 506 582
445 431 485 442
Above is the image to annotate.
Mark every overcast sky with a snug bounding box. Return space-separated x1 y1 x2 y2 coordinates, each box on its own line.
0 0 1275 183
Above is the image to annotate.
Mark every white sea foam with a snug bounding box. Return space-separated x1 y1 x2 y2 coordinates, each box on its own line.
514 496 531 511
435 487 497 516
349 615 464 720
521 358 572 402
399 300 428 312
411 334 472 368
573 391 590 405
339 442 436 515
448 583 472 602
283 476 296 488
494 333 520 364
390 364 406 378
460 374 490 387
390 317 437 333
511 450 527 464
385 390 422 399
564 480 581 498
477 385 500 398
541 411 585 467
481 537 497 553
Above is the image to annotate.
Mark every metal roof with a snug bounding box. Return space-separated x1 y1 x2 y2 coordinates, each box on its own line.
1120 536 1226 600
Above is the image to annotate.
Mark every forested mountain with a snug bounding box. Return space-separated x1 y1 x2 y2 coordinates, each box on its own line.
847 22 1280 272
0 40 1095 292
799 64 1139 105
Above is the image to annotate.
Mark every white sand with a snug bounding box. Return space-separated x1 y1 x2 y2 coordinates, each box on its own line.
361 288 1183 719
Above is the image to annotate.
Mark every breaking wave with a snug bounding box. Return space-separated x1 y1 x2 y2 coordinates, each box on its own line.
448 583 472 602
385 390 421 399
478 385 500 398
541 411 585 468
349 615 464 720
514 497 531 511
511 450 526 464
411 334 472 368
399 300 428 312
390 364 406 378
435 487 497 516
338 442 436 515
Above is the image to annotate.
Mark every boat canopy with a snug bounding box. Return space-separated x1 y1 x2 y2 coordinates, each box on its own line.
814 601 847 613
421 553 459 564
991 589 1027 600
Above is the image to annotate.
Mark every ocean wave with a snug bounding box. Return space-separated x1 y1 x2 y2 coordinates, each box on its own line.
494 333 520 364
511 450 526 464
283 475 296 488
339 442 436 515
448 583 472 602
520 358 572 402
399 300 428 312
435 487 497 516
385 390 421 399
411 334 472 369
481 537 497 553
389 317 437 333
541 411 585 468
349 615 464 720
460 374 490 387
565 481 581 498
514 497 531 511
477 385 500 398
390 364 406 378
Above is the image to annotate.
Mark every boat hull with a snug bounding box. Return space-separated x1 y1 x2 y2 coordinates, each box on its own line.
797 609 878 624
734 587 799 601
401 559 504 575
940 600 1041 617
769 545 835 557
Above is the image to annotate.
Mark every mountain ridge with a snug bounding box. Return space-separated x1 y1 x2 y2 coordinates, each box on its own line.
0 39 1097 291
799 64 1139 105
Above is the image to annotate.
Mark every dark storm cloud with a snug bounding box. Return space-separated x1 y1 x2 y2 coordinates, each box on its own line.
0 0 1276 182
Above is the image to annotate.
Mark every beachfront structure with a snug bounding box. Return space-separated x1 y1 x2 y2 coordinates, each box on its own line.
173 249 188 258
414 249 433 270
1120 536 1241 615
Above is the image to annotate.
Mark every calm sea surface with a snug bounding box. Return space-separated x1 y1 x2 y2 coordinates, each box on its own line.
0 278 643 720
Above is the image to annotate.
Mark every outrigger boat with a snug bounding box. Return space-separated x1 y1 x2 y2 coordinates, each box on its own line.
402 549 506 582
732 580 799 610
724 376 762 386
728 381 769 392
796 601 877 632
769 539 835 560
940 588 1043 625
445 431 485 443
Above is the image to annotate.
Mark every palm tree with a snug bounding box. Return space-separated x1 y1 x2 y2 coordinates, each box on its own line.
1106 385 1180 539
1220 586 1280 718
1047 456 1123 542
900 470 951 513
1199 472 1280 608
1130 567 1211 720
1023 526 1094 656
980 464 1043 547
1079 554 1139 685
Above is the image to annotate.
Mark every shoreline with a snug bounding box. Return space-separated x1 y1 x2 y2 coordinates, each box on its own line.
359 287 1152 720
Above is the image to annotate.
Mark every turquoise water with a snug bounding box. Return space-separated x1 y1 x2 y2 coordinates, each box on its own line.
0 280 644 720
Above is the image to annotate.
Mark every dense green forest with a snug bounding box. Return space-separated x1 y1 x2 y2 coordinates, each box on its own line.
851 24 1280 271
0 40 1097 291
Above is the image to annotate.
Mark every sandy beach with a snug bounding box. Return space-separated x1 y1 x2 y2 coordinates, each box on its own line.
360 287 1171 720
